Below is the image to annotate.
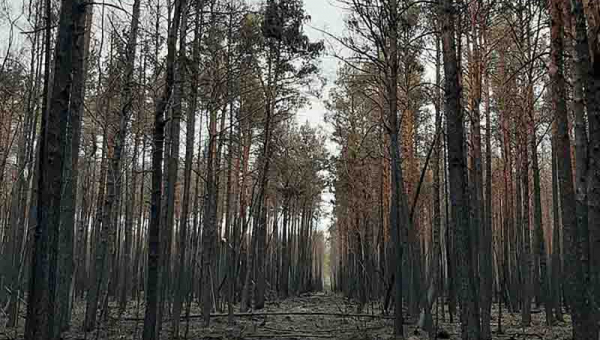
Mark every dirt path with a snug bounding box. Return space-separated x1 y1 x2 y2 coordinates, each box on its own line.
163 293 398 340
1 293 574 340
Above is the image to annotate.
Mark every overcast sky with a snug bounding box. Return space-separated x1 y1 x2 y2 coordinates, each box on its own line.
296 0 344 128
292 0 347 231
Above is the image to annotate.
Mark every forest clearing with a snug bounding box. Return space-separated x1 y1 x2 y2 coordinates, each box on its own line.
0 0 599 338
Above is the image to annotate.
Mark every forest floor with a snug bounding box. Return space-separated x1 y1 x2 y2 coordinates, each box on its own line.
1 292 573 340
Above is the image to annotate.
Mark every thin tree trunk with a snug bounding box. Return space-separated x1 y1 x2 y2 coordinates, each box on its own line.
550 128 563 322
171 1 198 336
202 90 219 327
481 54 493 340
530 102 549 325
142 0 184 336
520 111 531 326
419 33 442 338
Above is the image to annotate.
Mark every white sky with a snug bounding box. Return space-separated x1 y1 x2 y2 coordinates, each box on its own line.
297 0 344 132
296 0 347 232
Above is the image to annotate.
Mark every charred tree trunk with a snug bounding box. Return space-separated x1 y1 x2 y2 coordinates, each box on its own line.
25 0 83 335
142 0 184 336
440 0 480 338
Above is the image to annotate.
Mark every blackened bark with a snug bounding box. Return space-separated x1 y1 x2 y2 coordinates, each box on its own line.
550 129 564 322
520 112 531 326
172 1 197 335
24 4 52 333
26 0 83 336
570 1 599 337
142 0 184 336
386 0 408 336
481 62 493 340
439 0 480 339
57 2 92 331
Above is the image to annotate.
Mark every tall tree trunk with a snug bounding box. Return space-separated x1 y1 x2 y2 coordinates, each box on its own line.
5 16 43 323
57 3 92 331
571 1 599 337
419 33 442 338
224 6 237 324
498 47 515 313
580 0 600 314
172 1 199 335
549 1 595 338
25 0 83 335
142 0 184 336
550 128 564 322
481 55 493 340
520 111 531 326
24 4 51 331
439 0 480 339
468 6 483 321
86 0 141 328
202 95 218 326
280 193 291 298
237 94 253 309
530 102 549 325
386 0 408 337
84 128 108 330
5 92 29 329
159 0 187 329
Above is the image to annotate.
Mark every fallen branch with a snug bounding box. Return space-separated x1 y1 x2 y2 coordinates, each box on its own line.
243 333 334 338
0 331 14 340
121 311 396 321
182 332 334 339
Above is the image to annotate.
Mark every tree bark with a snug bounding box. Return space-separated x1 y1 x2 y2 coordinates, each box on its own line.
481 52 493 340
550 127 563 322
25 0 83 335
172 1 198 336
419 33 442 338
549 1 596 338
520 110 531 326
142 0 184 336
571 1 600 337
439 0 480 339
57 2 92 331
386 0 409 337
530 103 549 325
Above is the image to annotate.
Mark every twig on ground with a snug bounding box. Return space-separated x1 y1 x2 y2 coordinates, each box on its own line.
243 333 334 338
121 311 396 322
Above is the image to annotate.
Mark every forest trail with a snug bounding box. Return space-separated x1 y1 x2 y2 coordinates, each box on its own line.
1 292 575 340
125 293 396 340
